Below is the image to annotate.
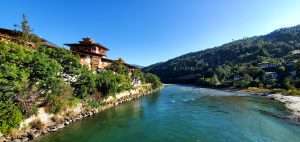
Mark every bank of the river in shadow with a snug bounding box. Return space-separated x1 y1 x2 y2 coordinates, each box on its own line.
1 85 161 142
33 84 300 142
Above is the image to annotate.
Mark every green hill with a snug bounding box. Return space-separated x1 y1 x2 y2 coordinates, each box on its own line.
144 25 300 90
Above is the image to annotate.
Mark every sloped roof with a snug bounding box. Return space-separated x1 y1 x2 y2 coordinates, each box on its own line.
65 37 109 50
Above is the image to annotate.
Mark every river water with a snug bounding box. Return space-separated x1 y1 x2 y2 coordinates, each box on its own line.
35 85 300 142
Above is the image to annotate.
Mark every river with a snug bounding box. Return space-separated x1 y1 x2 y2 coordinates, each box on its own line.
35 84 300 142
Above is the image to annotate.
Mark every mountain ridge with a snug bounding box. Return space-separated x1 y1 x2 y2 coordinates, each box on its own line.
144 25 300 89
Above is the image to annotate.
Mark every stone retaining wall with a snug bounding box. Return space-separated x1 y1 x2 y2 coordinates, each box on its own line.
0 85 159 142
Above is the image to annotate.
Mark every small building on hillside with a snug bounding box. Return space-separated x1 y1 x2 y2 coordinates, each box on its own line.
265 72 278 80
65 38 137 71
291 50 300 55
258 62 280 72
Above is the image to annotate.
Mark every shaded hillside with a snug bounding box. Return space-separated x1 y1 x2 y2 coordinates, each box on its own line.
144 25 300 89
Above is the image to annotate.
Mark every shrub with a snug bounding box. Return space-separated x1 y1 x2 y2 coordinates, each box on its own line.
116 74 132 92
37 47 82 77
0 64 29 101
96 71 133 96
144 73 162 89
0 101 23 134
287 89 300 96
46 88 79 114
107 58 129 75
72 67 96 98
95 71 119 96
86 99 101 109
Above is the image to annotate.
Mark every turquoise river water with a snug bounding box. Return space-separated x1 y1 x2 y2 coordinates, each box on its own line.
35 85 300 142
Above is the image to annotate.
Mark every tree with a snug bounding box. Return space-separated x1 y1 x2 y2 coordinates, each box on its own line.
107 58 129 75
21 14 32 42
144 73 162 89
95 71 119 96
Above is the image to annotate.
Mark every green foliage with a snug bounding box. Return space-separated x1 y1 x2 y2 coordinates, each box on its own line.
0 40 157 132
95 71 132 96
197 74 221 87
95 71 119 96
46 84 79 114
131 69 145 83
86 99 101 109
144 73 162 89
107 58 129 75
0 64 29 101
30 52 62 92
73 67 96 98
37 47 82 76
287 89 300 96
0 101 23 134
283 77 294 90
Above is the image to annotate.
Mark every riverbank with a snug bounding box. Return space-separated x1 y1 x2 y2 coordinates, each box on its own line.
0 85 161 142
265 94 300 121
239 87 300 121
28 84 300 142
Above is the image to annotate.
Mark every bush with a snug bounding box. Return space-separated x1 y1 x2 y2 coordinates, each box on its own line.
0 101 23 134
116 74 132 92
144 73 162 89
131 69 145 83
37 47 82 77
72 67 96 98
95 70 134 97
107 58 129 75
86 99 101 109
287 89 300 96
46 85 79 114
0 64 29 101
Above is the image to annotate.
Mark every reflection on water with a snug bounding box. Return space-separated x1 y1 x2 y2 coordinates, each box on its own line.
35 85 300 142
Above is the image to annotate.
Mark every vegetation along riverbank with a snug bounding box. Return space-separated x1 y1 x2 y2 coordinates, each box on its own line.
0 16 162 142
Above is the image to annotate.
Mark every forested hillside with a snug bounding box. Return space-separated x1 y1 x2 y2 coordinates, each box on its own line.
144 25 300 92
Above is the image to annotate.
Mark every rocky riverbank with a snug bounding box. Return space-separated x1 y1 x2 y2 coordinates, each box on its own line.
240 88 300 122
0 85 160 142
265 94 300 121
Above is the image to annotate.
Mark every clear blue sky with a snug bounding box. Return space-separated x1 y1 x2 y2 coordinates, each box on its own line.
1 0 300 66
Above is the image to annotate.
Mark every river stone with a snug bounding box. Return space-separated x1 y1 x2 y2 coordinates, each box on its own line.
57 124 65 129
42 129 48 134
21 137 29 142
64 121 70 125
26 132 34 140
12 139 21 142
0 137 6 142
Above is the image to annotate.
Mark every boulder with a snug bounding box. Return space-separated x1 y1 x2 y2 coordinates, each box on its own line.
12 139 21 142
0 137 7 142
57 124 65 129
21 137 29 142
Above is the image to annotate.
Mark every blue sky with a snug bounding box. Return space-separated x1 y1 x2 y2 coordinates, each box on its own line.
1 0 300 66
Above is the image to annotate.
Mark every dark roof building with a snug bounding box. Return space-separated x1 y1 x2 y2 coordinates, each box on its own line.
65 38 136 70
